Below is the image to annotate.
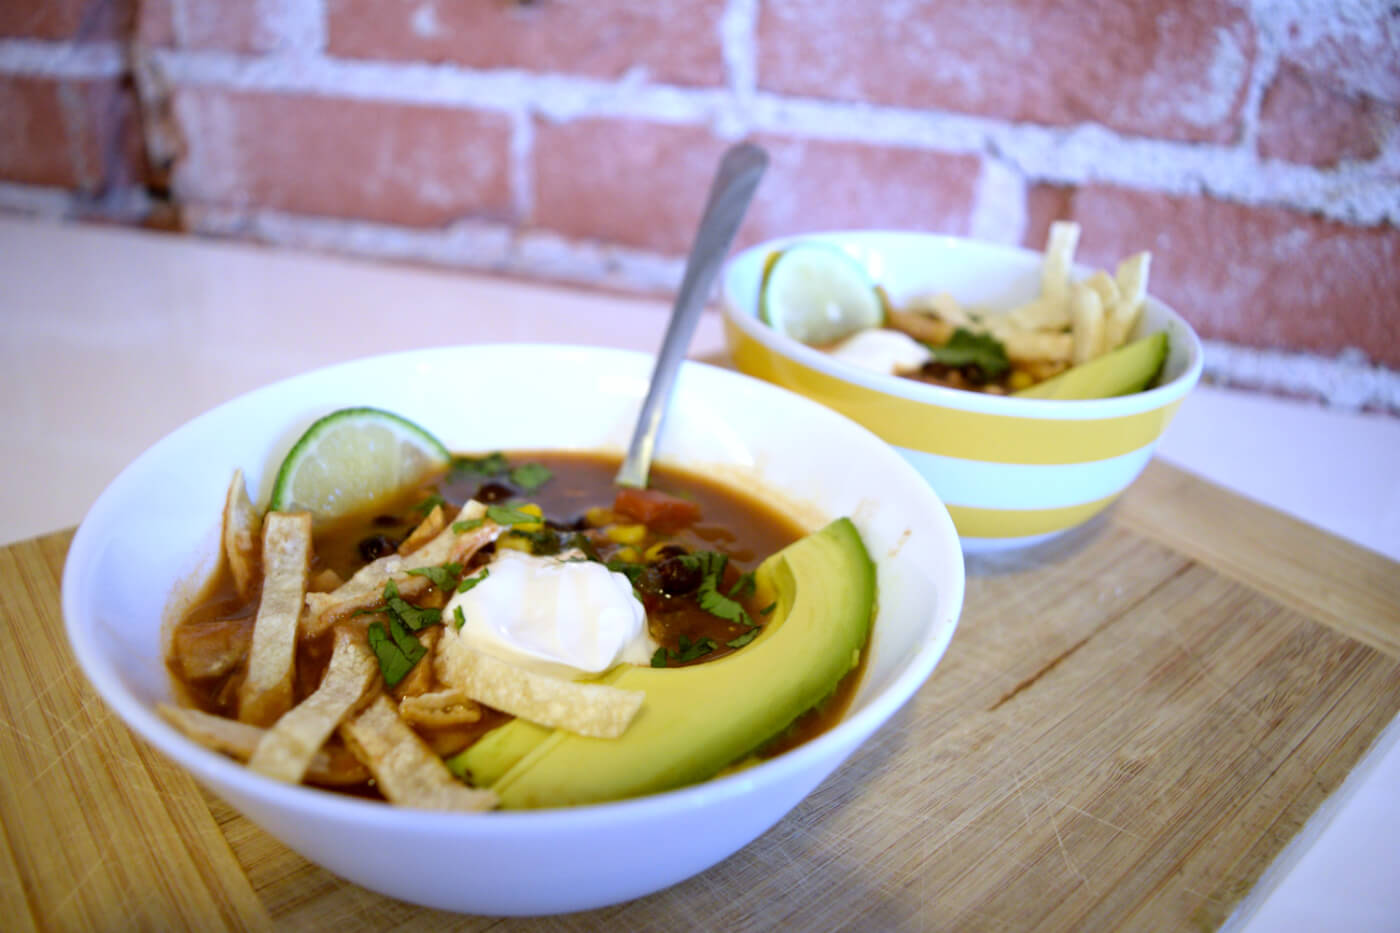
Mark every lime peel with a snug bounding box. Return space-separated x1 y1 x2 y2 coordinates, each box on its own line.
759 244 884 345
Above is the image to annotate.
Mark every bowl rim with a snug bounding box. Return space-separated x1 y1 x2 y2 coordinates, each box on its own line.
721 230 1204 419
61 342 966 830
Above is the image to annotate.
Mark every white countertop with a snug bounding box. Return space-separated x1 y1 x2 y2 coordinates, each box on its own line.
2 216 1396 929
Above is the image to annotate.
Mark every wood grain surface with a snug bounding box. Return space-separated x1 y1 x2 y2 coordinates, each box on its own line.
3 460 1397 931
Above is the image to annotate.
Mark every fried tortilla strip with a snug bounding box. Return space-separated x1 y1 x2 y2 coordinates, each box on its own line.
986 321 1074 363
248 627 379 783
340 695 497 810
238 512 312 727
302 501 497 639
222 469 261 599
158 704 370 785
904 291 974 329
436 640 643 739
399 688 483 727
1069 281 1107 365
1108 251 1151 349
398 504 446 555
885 308 953 347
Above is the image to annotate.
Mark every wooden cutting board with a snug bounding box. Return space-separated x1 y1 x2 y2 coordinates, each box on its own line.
2 460 1397 931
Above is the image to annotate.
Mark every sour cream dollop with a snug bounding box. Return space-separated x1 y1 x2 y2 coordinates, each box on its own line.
829 327 932 375
444 550 655 677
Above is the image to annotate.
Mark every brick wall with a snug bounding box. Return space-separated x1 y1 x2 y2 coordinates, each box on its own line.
2 0 1397 412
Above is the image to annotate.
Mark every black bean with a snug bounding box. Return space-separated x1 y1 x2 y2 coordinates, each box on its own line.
358 534 399 562
474 481 515 503
656 556 702 595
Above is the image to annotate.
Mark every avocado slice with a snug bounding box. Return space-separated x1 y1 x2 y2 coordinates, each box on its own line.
450 517 876 808
1013 331 1169 400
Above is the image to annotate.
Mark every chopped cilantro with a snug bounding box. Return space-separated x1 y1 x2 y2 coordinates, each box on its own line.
680 551 753 627
676 636 717 662
487 505 543 526
456 567 490 594
759 601 777 616
926 328 1010 378
606 558 644 584
567 532 602 563
726 629 759 649
368 617 425 686
450 452 507 479
381 579 441 632
406 561 462 590
506 526 563 555
413 493 447 516
509 462 553 491
452 605 466 630
650 646 669 668
727 571 756 600
452 517 485 533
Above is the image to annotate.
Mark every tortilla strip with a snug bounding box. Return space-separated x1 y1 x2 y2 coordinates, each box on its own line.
248 627 379 784
340 695 497 811
436 642 643 739
302 501 497 639
399 688 483 727
158 704 370 785
222 469 261 599
398 504 446 555
238 512 312 727
886 308 953 347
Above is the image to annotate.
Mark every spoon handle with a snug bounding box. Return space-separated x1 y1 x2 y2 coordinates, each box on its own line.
615 142 769 488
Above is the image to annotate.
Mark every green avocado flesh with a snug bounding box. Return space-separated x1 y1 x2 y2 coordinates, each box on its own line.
449 517 876 809
1014 331 1169 400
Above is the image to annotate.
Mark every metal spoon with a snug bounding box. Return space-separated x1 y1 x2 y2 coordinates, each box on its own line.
615 141 769 488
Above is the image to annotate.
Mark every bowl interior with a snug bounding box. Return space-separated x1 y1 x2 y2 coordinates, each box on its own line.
63 344 964 826
722 230 1203 414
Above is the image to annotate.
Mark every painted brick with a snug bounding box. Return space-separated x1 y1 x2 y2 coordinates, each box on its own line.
0 75 143 192
530 118 982 255
1023 185 1400 368
1259 62 1397 167
136 0 319 53
171 89 514 227
756 0 1254 143
327 0 726 87
0 0 131 40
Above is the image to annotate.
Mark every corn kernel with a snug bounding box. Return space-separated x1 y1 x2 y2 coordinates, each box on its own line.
496 533 533 554
1009 369 1035 391
605 523 646 545
614 546 642 564
511 503 544 532
643 541 672 563
584 506 615 527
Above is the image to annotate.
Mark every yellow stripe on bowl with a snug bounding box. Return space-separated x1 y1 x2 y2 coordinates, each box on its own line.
944 495 1120 540
726 323 1183 466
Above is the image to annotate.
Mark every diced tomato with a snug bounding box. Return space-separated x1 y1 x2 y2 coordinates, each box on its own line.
613 487 703 533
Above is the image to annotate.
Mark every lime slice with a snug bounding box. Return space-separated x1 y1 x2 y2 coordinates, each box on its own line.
759 244 884 345
268 407 451 521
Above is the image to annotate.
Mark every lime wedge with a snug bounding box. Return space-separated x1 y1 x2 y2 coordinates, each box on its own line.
759 244 884 345
268 407 451 521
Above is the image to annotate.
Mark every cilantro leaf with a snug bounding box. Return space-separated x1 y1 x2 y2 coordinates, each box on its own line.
759 601 777 616
727 571 756 600
726 629 759 649
453 605 466 630
651 646 669 668
606 559 644 585
413 493 447 516
567 532 602 563
681 551 753 627
487 505 542 526
926 328 1010 378
368 617 425 686
509 462 553 491
450 452 507 479
453 517 485 534
406 561 463 590
676 636 717 663
381 578 441 632
456 567 490 594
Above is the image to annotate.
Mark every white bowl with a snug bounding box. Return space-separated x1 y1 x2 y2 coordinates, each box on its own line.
62 344 964 915
722 232 1204 552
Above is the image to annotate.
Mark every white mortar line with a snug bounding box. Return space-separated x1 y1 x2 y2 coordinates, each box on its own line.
122 48 1400 226
967 158 1027 245
719 0 759 136
508 111 535 221
1201 340 1400 411
0 182 77 218
0 39 125 79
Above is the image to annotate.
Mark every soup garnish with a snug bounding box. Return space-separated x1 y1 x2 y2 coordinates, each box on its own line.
162 418 875 809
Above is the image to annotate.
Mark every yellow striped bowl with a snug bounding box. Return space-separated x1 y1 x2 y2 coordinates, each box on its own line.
722 232 1204 552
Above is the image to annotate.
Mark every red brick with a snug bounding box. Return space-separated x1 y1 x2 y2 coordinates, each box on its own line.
0 75 144 192
757 0 1254 144
172 89 514 226
1259 62 1397 167
0 0 131 40
530 118 982 254
136 0 315 53
327 0 726 86
1022 184 1400 367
